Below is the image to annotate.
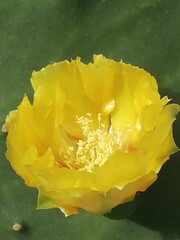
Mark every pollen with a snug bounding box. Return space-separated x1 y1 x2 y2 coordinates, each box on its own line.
60 113 122 172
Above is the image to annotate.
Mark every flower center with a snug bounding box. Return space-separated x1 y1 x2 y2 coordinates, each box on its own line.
59 113 122 172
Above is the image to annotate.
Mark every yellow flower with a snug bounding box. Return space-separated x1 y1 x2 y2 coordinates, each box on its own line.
5 55 179 217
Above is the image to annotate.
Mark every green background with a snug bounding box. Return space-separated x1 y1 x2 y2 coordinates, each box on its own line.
0 0 180 239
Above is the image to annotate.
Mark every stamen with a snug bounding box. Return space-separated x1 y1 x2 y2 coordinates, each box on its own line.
60 113 122 172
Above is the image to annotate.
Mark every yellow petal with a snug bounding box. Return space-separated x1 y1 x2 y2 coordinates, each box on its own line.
92 150 149 192
38 171 156 216
139 96 169 131
111 62 159 132
77 55 115 107
31 56 117 138
135 103 180 172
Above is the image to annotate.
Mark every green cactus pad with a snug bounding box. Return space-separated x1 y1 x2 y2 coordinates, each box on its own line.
0 1 180 240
